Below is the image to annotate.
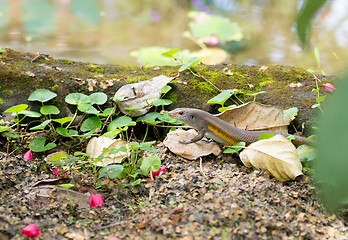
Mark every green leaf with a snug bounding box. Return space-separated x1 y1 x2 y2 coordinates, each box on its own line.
307 67 315 74
316 95 327 103
48 153 69 162
40 105 60 115
218 105 237 112
296 0 327 49
152 98 173 107
223 142 245 154
56 127 79 137
18 110 41 118
3 133 20 138
161 48 180 58
136 112 161 123
313 47 320 68
99 164 124 179
107 116 136 132
316 69 348 211
97 107 116 117
160 85 172 94
179 57 200 72
78 103 99 114
258 133 275 141
0 126 11 133
28 89 57 103
29 137 57 152
207 90 234 105
52 117 73 125
89 92 108 105
65 93 89 105
140 155 161 175
30 119 52 130
58 183 74 189
140 142 161 153
283 107 298 121
80 116 102 132
245 91 266 97
4 104 28 113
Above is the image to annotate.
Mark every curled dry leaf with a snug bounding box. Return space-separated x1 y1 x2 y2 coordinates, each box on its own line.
239 135 303 181
163 129 221 160
114 75 173 117
86 136 129 167
216 102 291 133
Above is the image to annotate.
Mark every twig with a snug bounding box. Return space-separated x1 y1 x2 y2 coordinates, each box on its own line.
191 70 221 92
199 157 207 179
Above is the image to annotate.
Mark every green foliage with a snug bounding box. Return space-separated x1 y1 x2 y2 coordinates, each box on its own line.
99 164 124 179
80 116 102 132
223 142 245 154
28 89 57 103
29 137 56 152
178 57 200 72
65 93 89 105
107 116 136 132
207 90 234 106
52 117 73 125
283 107 298 121
56 127 79 137
4 104 28 114
40 105 60 115
140 155 161 175
30 119 52 130
296 0 327 49
258 133 275 141
316 70 348 211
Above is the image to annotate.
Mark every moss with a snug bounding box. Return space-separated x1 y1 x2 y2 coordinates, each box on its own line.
86 64 104 74
58 59 73 65
166 92 178 103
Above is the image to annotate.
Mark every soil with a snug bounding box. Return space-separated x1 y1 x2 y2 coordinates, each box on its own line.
0 142 347 240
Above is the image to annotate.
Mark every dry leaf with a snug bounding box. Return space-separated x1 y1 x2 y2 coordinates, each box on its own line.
114 75 173 117
216 102 291 133
239 135 303 181
163 129 221 160
86 136 129 167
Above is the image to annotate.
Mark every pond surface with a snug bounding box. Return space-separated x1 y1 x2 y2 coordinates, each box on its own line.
0 0 347 75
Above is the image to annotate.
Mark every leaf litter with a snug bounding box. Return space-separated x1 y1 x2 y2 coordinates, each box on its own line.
0 145 347 240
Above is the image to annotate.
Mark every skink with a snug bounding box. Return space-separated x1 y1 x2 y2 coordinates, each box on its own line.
168 108 313 147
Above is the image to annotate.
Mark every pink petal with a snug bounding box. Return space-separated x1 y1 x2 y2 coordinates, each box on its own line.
21 224 41 237
152 167 168 178
23 150 33 161
89 194 103 208
53 168 59 178
323 83 336 92
204 35 219 46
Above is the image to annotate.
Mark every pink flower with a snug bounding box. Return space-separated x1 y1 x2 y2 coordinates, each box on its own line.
53 168 59 178
204 35 219 46
107 238 121 240
194 15 206 22
23 150 32 161
89 194 103 208
152 167 168 178
21 224 41 237
323 83 336 92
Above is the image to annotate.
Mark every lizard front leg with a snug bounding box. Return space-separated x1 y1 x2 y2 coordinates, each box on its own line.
180 129 206 144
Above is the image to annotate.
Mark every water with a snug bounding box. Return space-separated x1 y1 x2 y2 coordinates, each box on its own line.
0 0 346 75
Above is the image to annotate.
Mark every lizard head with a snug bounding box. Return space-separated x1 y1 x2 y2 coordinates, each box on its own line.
168 108 205 129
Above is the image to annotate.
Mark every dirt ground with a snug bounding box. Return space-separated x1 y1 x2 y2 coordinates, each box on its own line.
0 143 347 240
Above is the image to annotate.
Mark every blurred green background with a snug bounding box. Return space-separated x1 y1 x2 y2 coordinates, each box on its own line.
0 0 347 75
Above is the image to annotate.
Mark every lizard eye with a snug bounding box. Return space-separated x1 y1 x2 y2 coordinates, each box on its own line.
178 111 184 115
